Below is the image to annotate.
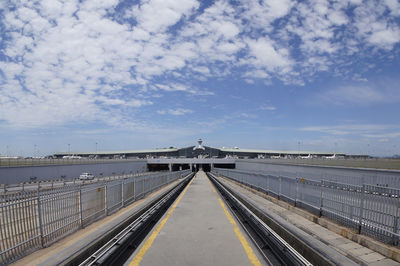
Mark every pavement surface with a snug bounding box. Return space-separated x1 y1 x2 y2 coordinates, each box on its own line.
216 175 400 266
125 171 265 266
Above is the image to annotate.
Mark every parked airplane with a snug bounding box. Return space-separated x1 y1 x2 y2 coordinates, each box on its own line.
62 155 82 159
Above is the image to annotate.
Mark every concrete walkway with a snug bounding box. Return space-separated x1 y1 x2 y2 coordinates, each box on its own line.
125 171 265 266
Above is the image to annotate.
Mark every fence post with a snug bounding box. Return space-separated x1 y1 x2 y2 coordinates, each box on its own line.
133 178 136 201
319 180 324 217
393 201 400 245
121 179 125 207
295 178 298 207
37 188 45 247
278 176 282 200
105 182 108 216
79 185 83 228
358 184 365 234
142 177 145 197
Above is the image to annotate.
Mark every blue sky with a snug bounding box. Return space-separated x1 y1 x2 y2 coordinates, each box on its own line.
1 0 400 157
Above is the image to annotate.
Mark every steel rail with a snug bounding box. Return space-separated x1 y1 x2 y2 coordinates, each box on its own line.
208 173 312 266
78 173 194 266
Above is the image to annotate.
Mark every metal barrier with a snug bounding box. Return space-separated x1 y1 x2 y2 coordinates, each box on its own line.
212 168 400 246
1 172 152 194
228 164 400 190
0 170 190 264
0 158 145 168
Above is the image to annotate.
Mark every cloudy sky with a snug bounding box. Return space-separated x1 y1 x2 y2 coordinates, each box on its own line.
1 0 400 156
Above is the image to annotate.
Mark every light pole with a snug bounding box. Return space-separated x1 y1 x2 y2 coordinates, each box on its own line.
68 144 70 154
95 142 98 153
298 141 301 156
34 144 37 157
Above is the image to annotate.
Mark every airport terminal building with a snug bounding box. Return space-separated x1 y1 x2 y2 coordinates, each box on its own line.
53 139 345 160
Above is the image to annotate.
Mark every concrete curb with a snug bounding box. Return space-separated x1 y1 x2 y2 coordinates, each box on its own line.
220 176 400 263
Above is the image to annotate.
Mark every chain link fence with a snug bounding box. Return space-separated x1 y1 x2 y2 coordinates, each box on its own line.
212 168 400 246
0 170 190 264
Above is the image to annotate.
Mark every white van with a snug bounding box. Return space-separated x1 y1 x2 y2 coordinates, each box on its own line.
79 172 94 180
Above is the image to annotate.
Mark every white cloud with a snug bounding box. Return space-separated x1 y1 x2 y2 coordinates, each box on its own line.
128 0 199 33
368 28 400 49
317 83 400 106
300 124 396 136
0 0 400 130
320 86 385 105
157 108 193 115
385 0 400 16
259 105 276 111
240 0 294 32
328 10 348 25
363 132 400 139
244 37 292 73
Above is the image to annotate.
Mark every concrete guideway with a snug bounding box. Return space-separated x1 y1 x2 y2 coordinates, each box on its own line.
126 171 265 266
215 174 400 266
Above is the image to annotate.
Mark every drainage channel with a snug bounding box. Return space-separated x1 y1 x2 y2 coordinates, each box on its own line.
72 173 194 266
207 172 312 266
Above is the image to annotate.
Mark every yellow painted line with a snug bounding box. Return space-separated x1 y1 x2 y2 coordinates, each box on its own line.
129 176 195 266
207 175 262 266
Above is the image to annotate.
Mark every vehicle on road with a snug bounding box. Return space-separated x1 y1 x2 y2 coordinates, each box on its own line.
79 172 94 180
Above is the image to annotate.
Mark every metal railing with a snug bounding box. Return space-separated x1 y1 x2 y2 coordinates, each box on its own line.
0 158 145 168
236 161 400 188
212 168 400 246
1 172 151 193
0 170 190 264
256 158 400 170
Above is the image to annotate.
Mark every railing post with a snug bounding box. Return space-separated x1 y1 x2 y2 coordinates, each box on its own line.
278 176 282 200
121 179 125 207
133 178 136 201
37 188 45 247
358 184 365 234
295 178 298 207
393 201 400 245
319 180 324 217
142 177 145 197
79 185 83 228
104 182 108 216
